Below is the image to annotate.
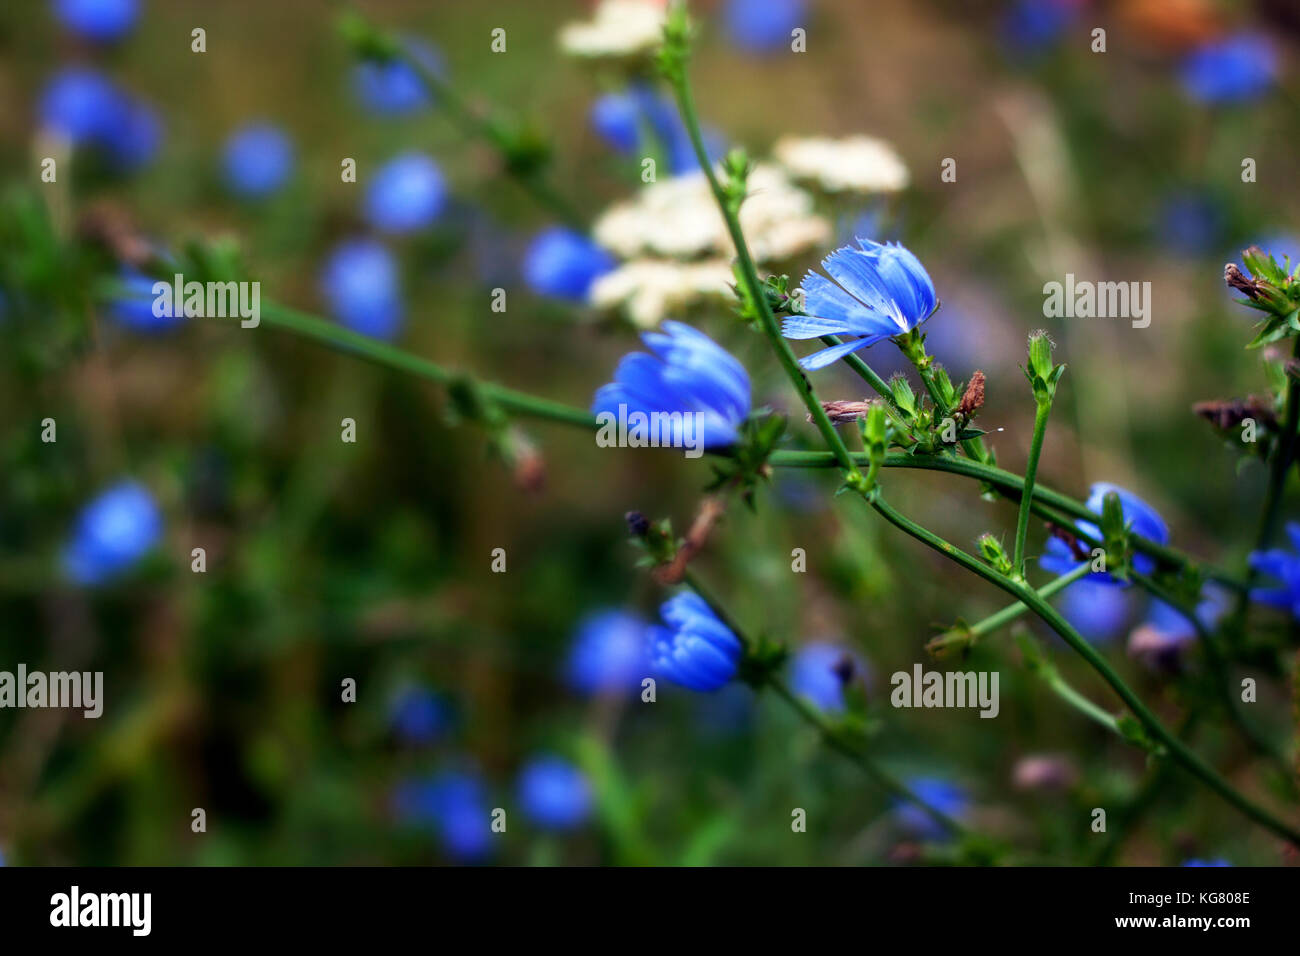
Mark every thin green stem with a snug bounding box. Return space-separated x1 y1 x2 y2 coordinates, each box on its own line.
256 302 597 429
929 564 1090 656
1014 398 1053 579
677 569 966 837
868 493 1300 848
665 54 861 484
772 449 1244 589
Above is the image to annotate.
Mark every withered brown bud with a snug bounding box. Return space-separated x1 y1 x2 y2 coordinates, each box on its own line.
956 370 986 420
1192 397 1277 432
812 400 874 424
76 201 155 267
1224 263 1265 301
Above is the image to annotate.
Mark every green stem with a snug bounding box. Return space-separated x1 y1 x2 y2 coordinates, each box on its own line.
929 564 1090 656
771 450 1245 590
1014 399 1053 579
665 54 862 484
868 493 1300 848
256 302 597 429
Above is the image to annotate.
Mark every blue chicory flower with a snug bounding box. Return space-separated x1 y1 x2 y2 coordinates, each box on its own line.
389 685 448 745
784 239 938 370
320 238 404 341
789 642 863 713
38 67 122 144
647 592 743 692
1055 577 1131 644
107 269 185 333
102 98 163 170
364 152 447 234
565 609 649 695
1001 0 1078 55
589 85 726 175
53 0 139 43
517 756 593 832
1155 191 1224 257
1248 522 1300 619
1039 482 1169 585
895 777 969 840
393 770 493 863
592 320 752 450
724 0 807 54
522 227 615 302
221 123 294 199
62 480 163 585
1180 34 1277 105
1182 858 1233 867
353 38 443 115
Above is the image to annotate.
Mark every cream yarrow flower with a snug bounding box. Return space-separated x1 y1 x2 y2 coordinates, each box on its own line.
773 135 910 194
590 258 734 328
558 0 667 60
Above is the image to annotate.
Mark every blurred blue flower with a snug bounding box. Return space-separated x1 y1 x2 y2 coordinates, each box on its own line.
592 320 752 450
1128 590 1227 671
648 592 742 692
107 269 184 333
1055 577 1130 644
565 609 648 695
221 124 294 199
590 85 726 175
724 0 806 54
1155 191 1223 257
1039 482 1169 585
784 239 937 370
354 39 442 115
1180 34 1277 104
39 67 122 144
63 481 163 586
320 239 404 341
522 227 615 302
1001 0 1078 55
1248 522 1300 619
1182 858 1232 867
53 0 139 43
790 642 862 713
895 777 968 840
393 770 492 863
102 98 162 170
389 686 448 745
517 756 592 831
364 153 447 234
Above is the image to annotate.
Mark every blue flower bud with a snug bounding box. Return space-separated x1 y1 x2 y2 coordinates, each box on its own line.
364 152 447 234
592 320 752 450
894 777 968 841
221 123 294 199
785 239 937 370
1248 522 1300 619
62 481 163 586
38 68 122 144
389 685 448 745
565 609 649 695
393 770 492 863
53 0 139 43
102 97 163 171
107 268 185 333
517 756 592 832
319 238 404 341
648 592 742 692
522 227 615 302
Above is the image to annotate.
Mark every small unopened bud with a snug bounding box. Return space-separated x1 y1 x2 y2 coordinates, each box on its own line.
1012 754 1078 792
625 510 650 538
978 533 1013 575
1024 331 1063 403
1224 262 1265 301
815 400 874 424
956 370 986 420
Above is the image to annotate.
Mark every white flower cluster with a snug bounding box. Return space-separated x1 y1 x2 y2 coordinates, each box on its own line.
590 164 829 327
558 0 667 60
773 135 910 194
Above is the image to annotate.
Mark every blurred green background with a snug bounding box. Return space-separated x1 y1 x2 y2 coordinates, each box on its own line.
1 0 1298 865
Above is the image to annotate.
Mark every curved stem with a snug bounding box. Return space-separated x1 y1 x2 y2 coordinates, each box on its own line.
869 493 1300 848
929 564 1090 657
1013 399 1052 578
